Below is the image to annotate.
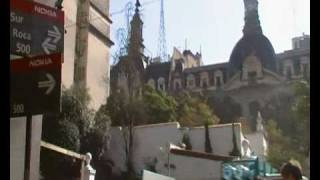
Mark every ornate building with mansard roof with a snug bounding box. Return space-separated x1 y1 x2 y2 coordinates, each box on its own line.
144 0 309 130
111 0 310 130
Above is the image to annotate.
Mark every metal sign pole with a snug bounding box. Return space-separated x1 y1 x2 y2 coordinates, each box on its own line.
24 115 32 180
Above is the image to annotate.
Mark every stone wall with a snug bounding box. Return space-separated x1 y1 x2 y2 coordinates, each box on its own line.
105 122 244 178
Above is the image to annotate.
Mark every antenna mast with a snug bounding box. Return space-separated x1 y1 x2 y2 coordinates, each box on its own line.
157 0 167 62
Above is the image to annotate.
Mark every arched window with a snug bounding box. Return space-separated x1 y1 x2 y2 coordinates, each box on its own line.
173 78 182 90
242 55 262 81
186 74 195 89
147 79 155 89
283 60 294 80
200 72 209 88
300 56 309 79
214 70 224 87
157 77 166 91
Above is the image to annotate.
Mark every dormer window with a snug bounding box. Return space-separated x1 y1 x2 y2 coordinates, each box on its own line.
248 71 257 84
216 77 221 87
158 77 165 91
283 60 294 80
242 54 262 81
200 72 209 88
187 74 195 89
173 78 182 90
214 70 224 87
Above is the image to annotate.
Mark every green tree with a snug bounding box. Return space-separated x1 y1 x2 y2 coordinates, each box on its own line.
291 81 310 155
266 81 310 172
142 85 177 124
265 119 302 169
41 86 110 180
208 95 242 124
41 85 91 180
176 92 220 127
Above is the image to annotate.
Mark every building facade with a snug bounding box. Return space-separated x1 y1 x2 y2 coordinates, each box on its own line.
60 0 113 110
143 1 310 130
110 0 310 130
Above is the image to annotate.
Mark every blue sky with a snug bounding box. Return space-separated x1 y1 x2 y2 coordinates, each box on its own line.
109 0 310 65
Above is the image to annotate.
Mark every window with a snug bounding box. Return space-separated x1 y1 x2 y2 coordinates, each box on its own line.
203 81 207 88
283 60 294 80
173 79 182 90
147 79 155 89
214 70 224 87
286 67 292 80
175 82 180 89
216 77 221 87
248 71 257 84
248 71 257 78
158 77 165 91
187 74 195 89
200 72 209 88
189 80 194 87
302 64 309 78
201 77 208 88
159 84 164 90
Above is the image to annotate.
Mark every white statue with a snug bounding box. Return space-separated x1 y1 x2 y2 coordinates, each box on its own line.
256 111 264 132
84 152 96 179
242 139 251 158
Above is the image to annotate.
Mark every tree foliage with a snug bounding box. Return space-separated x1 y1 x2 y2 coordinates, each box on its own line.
106 85 177 126
41 85 111 180
266 81 310 173
176 92 220 127
208 95 242 124
142 85 177 124
265 119 302 169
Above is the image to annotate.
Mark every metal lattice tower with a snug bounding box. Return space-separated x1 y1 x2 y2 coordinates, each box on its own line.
157 0 167 62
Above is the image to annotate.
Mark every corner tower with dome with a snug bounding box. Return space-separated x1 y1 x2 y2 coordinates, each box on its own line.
228 0 277 78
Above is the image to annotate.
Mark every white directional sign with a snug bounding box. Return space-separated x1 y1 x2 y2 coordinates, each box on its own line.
10 53 62 117
42 25 62 54
38 73 56 95
10 0 64 56
48 26 62 43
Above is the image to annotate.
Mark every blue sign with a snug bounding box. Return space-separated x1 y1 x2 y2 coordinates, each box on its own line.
222 159 278 180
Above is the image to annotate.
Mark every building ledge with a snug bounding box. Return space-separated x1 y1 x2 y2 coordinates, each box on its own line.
170 148 236 161
90 1 112 24
89 24 114 47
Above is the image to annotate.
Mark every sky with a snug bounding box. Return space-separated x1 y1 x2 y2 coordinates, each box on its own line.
109 0 310 65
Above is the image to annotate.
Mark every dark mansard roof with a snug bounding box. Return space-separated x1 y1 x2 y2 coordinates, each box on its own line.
228 34 277 76
184 62 228 73
145 62 171 81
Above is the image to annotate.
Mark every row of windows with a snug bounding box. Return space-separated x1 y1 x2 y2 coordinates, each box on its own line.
185 73 224 89
148 78 166 91
147 74 224 92
282 59 310 80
